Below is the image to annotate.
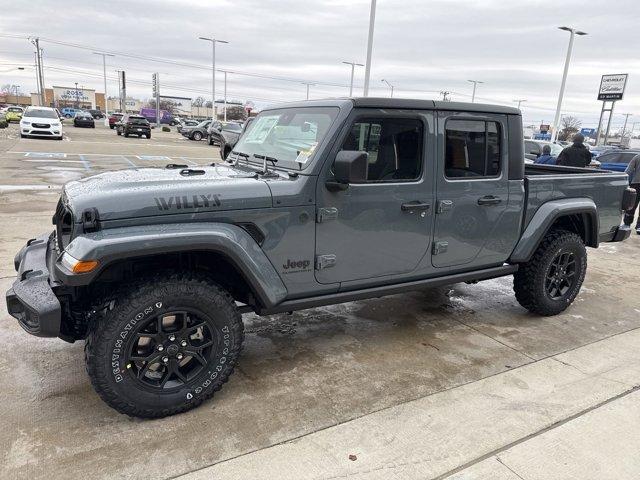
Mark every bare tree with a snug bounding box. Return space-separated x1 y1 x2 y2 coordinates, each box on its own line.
192 96 204 117
559 115 582 141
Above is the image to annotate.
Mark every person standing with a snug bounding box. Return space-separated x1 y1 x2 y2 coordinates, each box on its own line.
534 144 556 165
556 133 591 167
624 153 640 233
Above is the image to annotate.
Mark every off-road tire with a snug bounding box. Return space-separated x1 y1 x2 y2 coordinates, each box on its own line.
85 275 244 418
513 229 587 316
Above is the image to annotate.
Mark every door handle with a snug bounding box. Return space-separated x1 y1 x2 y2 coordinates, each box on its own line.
401 201 431 212
477 195 502 206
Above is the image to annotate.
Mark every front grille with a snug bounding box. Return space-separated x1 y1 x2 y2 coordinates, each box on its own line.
32 123 50 128
54 198 74 251
32 131 53 135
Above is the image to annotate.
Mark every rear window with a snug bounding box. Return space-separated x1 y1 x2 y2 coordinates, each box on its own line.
8 107 23 113
24 109 57 118
128 116 148 124
445 120 502 178
223 124 242 132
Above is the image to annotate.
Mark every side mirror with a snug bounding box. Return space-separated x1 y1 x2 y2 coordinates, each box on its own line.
326 150 368 191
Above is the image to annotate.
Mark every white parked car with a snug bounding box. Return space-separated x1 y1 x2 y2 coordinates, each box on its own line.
20 106 63 140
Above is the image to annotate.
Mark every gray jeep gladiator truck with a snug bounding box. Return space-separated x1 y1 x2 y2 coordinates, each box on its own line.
6 98 635 418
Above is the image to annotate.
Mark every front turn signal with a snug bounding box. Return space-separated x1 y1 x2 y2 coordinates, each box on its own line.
61 253 99 274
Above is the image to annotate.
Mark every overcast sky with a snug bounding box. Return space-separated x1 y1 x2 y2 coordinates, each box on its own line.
1 0 639 129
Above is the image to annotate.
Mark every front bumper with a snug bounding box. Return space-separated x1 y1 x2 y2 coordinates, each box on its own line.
5 233 62 337
612 224 632 242
21 125 62 137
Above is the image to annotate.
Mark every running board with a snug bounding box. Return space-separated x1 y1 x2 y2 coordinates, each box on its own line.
256 264 519 315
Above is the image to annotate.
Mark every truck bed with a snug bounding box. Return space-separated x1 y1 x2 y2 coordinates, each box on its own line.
523 164 629 241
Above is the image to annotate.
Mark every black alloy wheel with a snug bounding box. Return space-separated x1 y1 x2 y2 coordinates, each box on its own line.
125 310 216 391
544 251 576 300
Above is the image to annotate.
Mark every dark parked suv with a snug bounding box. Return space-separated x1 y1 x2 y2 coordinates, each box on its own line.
116 114 151 138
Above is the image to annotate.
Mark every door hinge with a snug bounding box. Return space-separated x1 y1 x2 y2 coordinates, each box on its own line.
317 207 339 223
432 241 448 255
436 200 453 214
315 254 337 270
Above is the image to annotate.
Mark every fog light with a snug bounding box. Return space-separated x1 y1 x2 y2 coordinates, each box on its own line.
61 253 99 273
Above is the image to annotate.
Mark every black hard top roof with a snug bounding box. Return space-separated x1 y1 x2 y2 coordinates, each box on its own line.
263 97 520 115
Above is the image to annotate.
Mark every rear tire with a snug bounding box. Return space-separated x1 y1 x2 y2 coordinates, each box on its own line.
85 275 244 418
513 230 587 316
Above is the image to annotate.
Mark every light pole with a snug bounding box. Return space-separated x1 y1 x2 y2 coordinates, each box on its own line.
381 79 394 97
198 36 229 122
513 99 527 109
301 82 314 100
620 113 633 142
75 82 79 109
223 70 228 121
552 26 587 142
467 79 484 103
93 52 115 126
362 0 377 96
342 61 364 97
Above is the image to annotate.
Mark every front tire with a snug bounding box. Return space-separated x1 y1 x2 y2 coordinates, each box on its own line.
85 275 244 418
513 230 587 316
192 131 202 141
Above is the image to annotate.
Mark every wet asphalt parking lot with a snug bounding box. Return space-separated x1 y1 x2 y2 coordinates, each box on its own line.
1 121 639 480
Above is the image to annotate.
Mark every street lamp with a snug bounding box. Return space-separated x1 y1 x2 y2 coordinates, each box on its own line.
552 26 587 142
93 52 115 126
467 79 484 103
513 99 527 109
198 36 229 122
0 66 25 73
342 61 364 97
381 78 394 97
362 0 377 96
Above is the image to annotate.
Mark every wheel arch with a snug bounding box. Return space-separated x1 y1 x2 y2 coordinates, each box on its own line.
509 198 598 263
58 223 288 310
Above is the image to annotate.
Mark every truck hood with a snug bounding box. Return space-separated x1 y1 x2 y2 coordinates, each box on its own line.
63 164 273 222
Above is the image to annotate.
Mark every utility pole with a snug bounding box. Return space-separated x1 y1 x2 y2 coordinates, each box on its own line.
513 99 527 109
381 78 394 97
75 82 79 109
93 52 115 126
198 36 229 122
440 91 451 101
552 26 587 142
33 52 42 105
467 79 484 103
620 113 632 142
120 71 126 113
342 61 364 97
115 70 123 112
302 82 314 100
223 70 227 121
30 38 46 106
362 0 377 96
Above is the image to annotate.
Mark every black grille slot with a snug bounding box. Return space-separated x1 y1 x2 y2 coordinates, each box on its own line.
237 222 265 246
32 123 51 128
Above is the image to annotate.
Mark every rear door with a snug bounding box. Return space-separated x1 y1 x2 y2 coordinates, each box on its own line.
432 112 520 268
315 109 435 284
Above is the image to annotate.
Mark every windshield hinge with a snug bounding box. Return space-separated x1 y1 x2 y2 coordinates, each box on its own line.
317 207 338 223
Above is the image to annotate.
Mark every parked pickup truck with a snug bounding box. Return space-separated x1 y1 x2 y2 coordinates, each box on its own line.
6 98 635 418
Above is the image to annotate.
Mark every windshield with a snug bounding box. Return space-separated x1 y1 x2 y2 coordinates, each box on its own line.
8 107 23 113
24 109 57 118
233 107 338 169
549 143 563 156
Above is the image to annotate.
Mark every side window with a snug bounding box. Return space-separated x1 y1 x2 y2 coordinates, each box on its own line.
600 153 621 163
525 141 539 156
619 153 636 165
340 118 423 182
445 120 502 178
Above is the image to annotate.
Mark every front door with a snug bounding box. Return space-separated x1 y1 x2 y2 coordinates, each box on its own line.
432 112 515 268
315 110 434 285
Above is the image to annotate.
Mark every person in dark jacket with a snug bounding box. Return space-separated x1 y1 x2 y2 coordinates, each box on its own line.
556 133 591 167
624 153 640 233
534 144 556 165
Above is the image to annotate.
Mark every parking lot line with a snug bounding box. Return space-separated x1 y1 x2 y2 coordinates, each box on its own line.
78 155 93 172
121 155 137 168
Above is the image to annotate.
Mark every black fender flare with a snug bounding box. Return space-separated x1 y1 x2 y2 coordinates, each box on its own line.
57 223 287 308
509 198 598 263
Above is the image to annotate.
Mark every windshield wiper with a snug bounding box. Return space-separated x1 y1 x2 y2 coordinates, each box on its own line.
224 150 250 166
253 154 279 175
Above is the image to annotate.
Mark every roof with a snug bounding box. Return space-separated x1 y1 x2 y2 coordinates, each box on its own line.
351 97 521 115
263 97 520 115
